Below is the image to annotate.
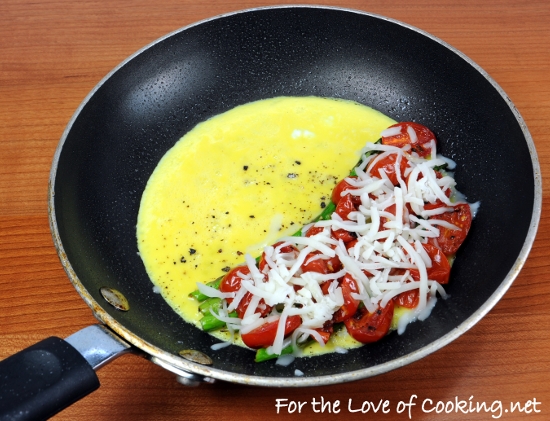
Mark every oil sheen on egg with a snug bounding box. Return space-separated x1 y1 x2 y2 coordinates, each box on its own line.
137 96 396 354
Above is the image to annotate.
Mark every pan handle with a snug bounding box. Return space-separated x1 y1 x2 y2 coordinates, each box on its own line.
0 325 131 421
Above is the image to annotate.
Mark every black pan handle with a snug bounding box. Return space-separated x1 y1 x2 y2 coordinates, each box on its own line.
0 325 131 421
0 337 99 421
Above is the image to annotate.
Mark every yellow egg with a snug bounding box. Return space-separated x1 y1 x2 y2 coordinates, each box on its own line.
137 96 396 353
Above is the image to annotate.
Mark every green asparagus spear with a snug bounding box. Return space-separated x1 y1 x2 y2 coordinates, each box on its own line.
255 344 294 362
189 276 223 302
200 310 238 332
198 297 222 314
315 201 336 221
254 334 322 362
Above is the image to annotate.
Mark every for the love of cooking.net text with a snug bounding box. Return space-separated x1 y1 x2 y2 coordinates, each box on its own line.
274 395 541 419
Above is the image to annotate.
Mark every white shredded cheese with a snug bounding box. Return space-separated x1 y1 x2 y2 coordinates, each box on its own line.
211 341 232 351
380 125 402 137
196 282 235 299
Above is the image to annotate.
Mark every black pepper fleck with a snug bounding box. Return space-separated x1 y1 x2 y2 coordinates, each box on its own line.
321 202 326 208
243 165 248 170
189 248 196 254
222 266 231 272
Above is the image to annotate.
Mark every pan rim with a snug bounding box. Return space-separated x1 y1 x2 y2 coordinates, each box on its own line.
48 4 542 386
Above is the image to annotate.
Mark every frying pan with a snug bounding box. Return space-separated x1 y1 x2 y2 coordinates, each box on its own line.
0 5 541 420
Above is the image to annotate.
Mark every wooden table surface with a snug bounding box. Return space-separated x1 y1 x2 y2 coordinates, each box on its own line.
1 1 549 420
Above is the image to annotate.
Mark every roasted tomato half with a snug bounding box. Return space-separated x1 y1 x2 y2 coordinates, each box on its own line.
259 241 299 272
381 122 436 157
241 315 302 349
301 250 341 274
344 301 394 344
396 289 420 309
366 153 409 186
332 274 360 323
409 243 451 284
332 176 359 205
220 265 271 318
429 203 472 255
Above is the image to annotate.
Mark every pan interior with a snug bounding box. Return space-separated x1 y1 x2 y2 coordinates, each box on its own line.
52 7 535 380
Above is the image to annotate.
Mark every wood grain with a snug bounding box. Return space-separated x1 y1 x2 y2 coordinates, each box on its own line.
1 0 549 420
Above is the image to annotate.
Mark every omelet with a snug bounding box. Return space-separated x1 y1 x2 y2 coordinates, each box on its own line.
137 96 396 353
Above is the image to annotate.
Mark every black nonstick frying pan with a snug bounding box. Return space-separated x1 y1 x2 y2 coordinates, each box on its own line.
0 5 541 420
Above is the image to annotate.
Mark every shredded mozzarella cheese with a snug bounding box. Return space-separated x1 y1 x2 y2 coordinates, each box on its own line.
196 134 476 357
